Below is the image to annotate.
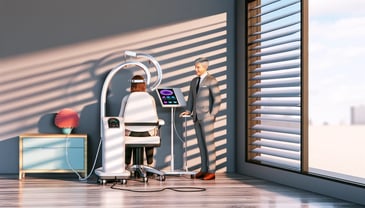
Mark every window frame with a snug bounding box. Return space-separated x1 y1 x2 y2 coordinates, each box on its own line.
245 0 308 172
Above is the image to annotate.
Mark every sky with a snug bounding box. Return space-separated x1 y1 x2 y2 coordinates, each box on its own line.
309 0 365 125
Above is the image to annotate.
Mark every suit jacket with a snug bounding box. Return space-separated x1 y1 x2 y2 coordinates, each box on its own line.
186 73 221 121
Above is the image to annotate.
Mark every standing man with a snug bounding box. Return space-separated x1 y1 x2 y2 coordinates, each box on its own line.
180 57 221 180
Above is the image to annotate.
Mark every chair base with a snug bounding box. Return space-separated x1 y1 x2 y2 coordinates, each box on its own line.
128 164 166 182
126 146 165 182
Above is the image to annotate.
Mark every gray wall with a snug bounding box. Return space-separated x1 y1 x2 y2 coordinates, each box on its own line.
0 0 235 174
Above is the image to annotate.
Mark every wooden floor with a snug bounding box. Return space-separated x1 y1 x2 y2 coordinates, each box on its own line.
0 173 362 208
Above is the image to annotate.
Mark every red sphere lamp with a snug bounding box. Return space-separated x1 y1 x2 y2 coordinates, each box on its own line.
54 108 80 134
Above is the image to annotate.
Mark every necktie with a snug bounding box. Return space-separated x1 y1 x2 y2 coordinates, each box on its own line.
196 76 200 93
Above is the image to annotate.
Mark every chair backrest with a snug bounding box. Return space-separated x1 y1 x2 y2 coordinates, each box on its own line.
123 92 159 132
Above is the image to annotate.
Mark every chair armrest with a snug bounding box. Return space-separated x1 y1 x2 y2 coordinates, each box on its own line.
158 119 165 126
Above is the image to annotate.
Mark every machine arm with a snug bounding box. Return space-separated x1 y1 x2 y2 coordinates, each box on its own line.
124 51 163 91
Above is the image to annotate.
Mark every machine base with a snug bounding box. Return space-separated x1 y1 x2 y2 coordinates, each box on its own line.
95 167 130 185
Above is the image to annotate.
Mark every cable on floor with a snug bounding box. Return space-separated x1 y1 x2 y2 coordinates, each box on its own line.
110 182 206 192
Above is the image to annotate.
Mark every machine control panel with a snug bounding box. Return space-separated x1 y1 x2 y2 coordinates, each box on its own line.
107 117 120 128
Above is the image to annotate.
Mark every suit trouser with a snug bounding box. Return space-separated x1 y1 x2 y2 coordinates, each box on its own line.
194 115 216 173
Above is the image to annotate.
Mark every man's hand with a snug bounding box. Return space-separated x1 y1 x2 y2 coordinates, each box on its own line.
179 111 191 117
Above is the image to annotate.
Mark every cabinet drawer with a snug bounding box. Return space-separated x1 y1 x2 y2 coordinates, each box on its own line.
22 147 84 170
22 137 84 148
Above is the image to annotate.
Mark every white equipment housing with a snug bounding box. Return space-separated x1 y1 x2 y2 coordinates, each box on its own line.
94 117 130 181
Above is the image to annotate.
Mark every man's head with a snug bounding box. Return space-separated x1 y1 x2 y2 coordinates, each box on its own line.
194 57 209 76
130 75 146 92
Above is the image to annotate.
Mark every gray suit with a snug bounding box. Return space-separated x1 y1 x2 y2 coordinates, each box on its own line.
186 73 221 173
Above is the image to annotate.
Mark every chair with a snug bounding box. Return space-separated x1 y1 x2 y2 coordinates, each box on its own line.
123 91 165 182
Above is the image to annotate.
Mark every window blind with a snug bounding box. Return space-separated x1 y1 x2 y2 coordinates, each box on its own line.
247 0 302 171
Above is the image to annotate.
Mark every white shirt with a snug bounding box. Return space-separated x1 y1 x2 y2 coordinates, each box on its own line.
199 72 208 83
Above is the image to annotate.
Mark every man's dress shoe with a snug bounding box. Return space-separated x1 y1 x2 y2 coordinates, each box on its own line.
202 173 215 180
194 171 206 179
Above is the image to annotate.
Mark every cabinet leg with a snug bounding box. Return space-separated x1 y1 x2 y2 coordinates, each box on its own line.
19 172 25 180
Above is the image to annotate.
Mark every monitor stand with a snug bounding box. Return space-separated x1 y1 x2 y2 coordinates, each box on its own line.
155 87 195 177
163 107 196 177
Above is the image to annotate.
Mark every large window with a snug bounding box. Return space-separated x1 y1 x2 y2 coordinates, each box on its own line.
308 0 365 185
246 0 365 186
246 0 307 171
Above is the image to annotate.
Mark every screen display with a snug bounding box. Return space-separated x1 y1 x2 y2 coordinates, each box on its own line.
157 88 179 106
107 117 120 128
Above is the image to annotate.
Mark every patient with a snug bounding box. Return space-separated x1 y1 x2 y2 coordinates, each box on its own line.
119 75 155 167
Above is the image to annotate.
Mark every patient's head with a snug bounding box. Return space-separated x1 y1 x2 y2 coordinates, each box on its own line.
130 75 146 92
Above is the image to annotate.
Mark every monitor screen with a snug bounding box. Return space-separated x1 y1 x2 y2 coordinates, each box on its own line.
156 88 186 107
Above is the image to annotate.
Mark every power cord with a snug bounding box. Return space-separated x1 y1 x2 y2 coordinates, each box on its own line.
172 109 191 171
65 134 102 181
172 109 186 144
110 181 206 192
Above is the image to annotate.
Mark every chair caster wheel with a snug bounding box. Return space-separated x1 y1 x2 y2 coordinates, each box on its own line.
98 179 107 185
120 179 127 185
158 175 166 181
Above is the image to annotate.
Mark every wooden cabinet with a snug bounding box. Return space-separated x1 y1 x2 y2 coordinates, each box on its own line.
19 134 87 180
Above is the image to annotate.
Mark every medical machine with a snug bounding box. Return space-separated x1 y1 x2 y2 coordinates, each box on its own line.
95 51 163 184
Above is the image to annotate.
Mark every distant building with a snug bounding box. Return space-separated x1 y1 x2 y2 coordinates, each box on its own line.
351 105 365 125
